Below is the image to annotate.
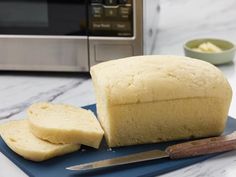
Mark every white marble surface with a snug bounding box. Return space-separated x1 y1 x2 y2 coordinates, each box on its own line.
1 0 236 177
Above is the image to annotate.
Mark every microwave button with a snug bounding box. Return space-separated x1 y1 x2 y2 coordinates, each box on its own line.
104 7 118 17
90 0 103 4
119 6 131 18
113 22 131 31
91 6 103 18
92 22 112 30
104 0 117 6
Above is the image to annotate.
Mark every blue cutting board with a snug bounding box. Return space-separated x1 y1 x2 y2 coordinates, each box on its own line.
0 104 236 177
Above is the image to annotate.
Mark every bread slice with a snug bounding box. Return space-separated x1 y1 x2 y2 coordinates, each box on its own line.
0 120 80 161
27 102 104 149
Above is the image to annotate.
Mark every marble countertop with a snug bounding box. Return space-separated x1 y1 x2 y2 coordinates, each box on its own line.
1 0 236 176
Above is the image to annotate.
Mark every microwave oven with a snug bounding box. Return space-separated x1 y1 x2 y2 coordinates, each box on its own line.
0 0 159 71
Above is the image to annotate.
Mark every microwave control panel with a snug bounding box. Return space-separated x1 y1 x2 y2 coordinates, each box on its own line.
89 0 133 37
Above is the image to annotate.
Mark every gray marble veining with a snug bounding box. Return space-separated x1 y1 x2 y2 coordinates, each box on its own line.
0 74 94 123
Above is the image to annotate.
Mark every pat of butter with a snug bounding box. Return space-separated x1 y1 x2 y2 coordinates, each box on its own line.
192 42 223 53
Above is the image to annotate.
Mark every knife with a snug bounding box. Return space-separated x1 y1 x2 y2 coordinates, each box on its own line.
66 131 236 171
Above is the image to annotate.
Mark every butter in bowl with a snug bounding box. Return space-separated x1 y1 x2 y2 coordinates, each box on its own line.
184 38 235 65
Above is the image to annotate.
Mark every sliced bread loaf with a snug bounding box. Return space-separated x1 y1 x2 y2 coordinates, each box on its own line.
0 120 80 161
27 102 104 149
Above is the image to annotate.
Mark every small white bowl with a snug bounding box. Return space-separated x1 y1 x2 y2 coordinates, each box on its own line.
184 38 235 65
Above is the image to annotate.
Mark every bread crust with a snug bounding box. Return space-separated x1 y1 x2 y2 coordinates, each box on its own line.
0 120 80 161
27 103 104 149
90 55 232 147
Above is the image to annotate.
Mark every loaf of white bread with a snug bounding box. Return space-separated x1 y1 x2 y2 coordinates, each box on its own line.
27 102 104 149
90 55 232 147
0 120 80 161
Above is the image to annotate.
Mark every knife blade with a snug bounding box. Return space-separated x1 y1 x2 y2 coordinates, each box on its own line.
66 149 168 171
66 131 236 171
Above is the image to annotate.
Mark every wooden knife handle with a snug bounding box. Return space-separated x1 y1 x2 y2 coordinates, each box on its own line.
165 132 236 159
